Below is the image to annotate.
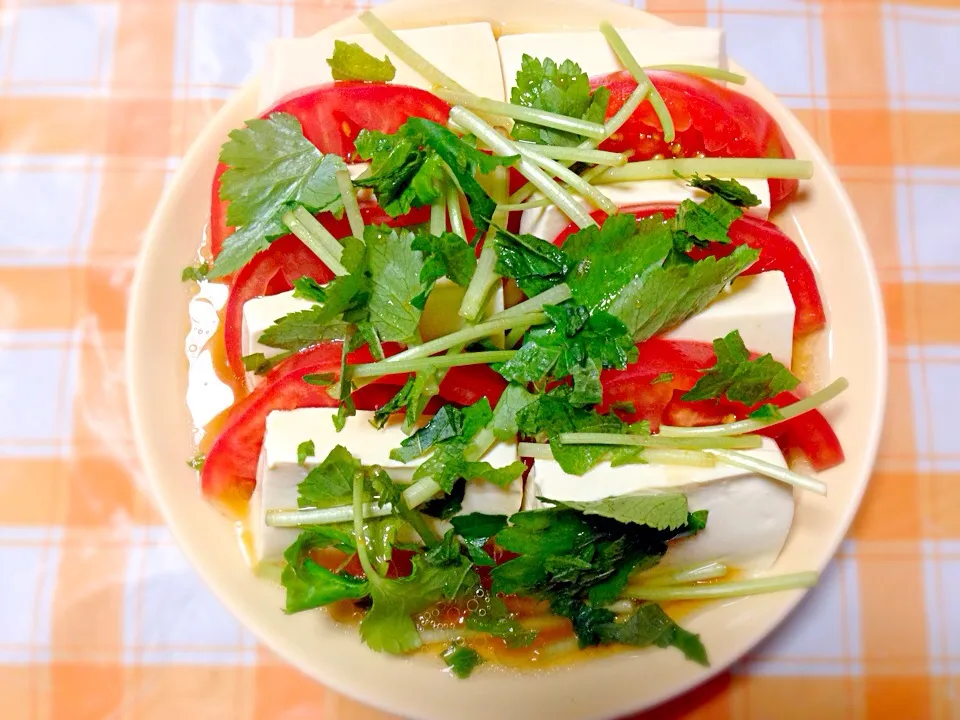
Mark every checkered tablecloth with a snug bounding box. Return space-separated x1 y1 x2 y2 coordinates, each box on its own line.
0 0 956 717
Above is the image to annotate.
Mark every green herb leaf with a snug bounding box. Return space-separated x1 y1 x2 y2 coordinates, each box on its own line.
326 39 396 82
491 383 539 441
211 113 346 277
280 528 366 614
563 213 674 312
181 262 209 282
598 603 708 666
441 644 483 678
682 330 800 405
296 440 315 466
510 54 610 146
410 231 477 309
299 374 333 388
651 372 674 385
186 453 205 471
420 478 466 520
258 307 348 352
683 173 761 208
365 225 425 343
750 403 785 421
494 227 573 297
241 351 293 375
392 404 464 463
672 194 742 246
546 493 690 531
465 596 538 648
610 244 760 342
292 276 327 303
298 445 363 509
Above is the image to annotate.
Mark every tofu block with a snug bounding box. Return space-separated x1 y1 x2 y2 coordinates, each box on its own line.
523 438 794 571
252 408 520 565
261 22 505 109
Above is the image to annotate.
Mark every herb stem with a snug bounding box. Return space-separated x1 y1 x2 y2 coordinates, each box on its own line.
558 433 763 450
384 311 546 363
593 158 815 185
446 183 466 239
518 144 618 214
637 561 729 586
514 143 627 166
497 197 553 212
646 64 747 84
459 242 501 322
358 11 469 94
434 89 607 139
704 448 827 495
658 377 848 438
492 283 572 320
429 189 447 236
622 571 819 601
449 107 597 229
351 350 516 378
282 207 349 276
336 168 365 239
600 22 675 142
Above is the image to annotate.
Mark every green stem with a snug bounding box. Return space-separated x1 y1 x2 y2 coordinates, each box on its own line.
518 144 618 214
429 191 447 236
435 89 606 139
622 571 819 601
600 21 675 142
336 168 364 239
385 311 546 363
594 157 814 185
638 561 729 586
449 107 597 229
459 240 501 322
504 325 528 349
492 283 572 320
352 470 377 578
282 207 349 276
446 183 466 239
497 198 553 212
265 502 392 528
658 377 848 438
358 11 469 94
351 350 516 378
645 64 747 85
558 433 763 450
515 143 627 166
704 448 827 495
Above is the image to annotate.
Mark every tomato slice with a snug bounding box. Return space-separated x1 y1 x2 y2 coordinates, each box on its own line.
593 70 798 209
552 205 826 337
210 82 451 258
201 343 507 512
599 338 843 471
221 204 432 381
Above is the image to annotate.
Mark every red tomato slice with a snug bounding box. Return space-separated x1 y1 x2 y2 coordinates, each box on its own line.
201 343 507 513
210 82 451 258
593 70 798 209
599 338 843 471
220 204 432 381
552 205 826 337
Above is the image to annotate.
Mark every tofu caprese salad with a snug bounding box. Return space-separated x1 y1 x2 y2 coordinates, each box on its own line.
182 13 847 677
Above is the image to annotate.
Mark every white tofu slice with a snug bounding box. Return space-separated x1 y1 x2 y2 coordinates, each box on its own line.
497 27 727 97
261 23 505 110
523 438 794 571
252 408 521 566
519 177 771 244
665 271 795 368
242 283 506 390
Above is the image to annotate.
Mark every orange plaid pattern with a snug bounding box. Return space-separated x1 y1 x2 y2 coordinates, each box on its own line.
0 0 956 718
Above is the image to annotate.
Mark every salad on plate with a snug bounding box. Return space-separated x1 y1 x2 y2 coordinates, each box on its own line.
182 12 847 678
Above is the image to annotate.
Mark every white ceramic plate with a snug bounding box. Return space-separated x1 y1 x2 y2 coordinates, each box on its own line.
127 0 886 717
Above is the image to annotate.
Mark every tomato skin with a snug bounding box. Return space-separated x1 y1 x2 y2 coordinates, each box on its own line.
599 338 844 471
553 205 826 337
220 204 432 381
201 343 507 512
593 70 798 209
210 82 450 258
